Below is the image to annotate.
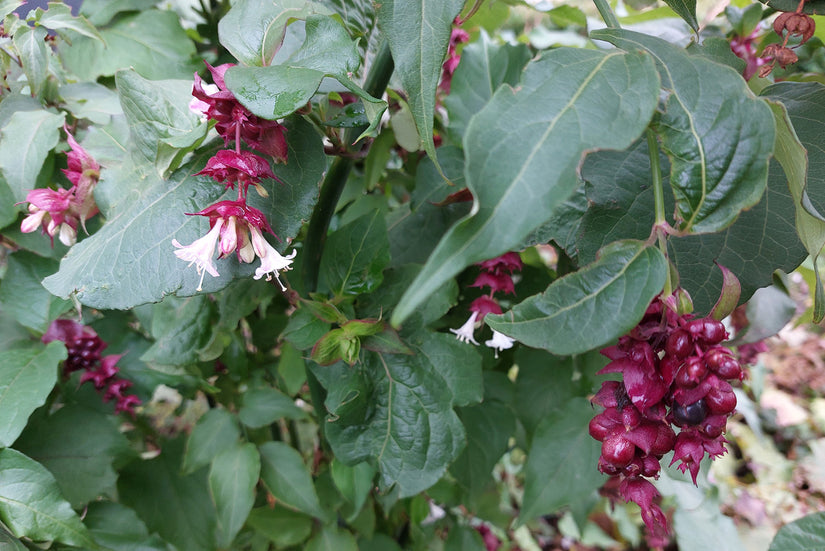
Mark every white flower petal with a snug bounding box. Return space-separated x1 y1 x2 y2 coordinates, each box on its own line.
250 226 296 290
449 312 479 345
485 329 515 358
173 219 223 290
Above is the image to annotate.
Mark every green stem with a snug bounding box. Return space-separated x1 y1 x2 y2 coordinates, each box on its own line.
647 129 672 297
593 0 621 29
302 41 394 293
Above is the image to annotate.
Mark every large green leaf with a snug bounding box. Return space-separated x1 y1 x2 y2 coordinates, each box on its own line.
318 209 390 298
575 138 806 315
209 443 260 548
13 26 49 97
391 48 659 326
258 441 328 520
115 69 207 176
84 501 169 551
487 241 666 355
238 386 306 428
443 31 531 145
592 29 774 234
140 294 216 366
218 0 327 66
59 10 199 80
769 512 825 550
43 116 324 309
182 408 242 475
79 0 156 26
31 2 104 43
406 330 482 407
0 108 65 203
377 0 464 167
518 398 604 524
306 525 358 551
0 449 99 548
762 82 825 321
14 404 131 507
246 506 313 547
331 460 375 520
0 341 64 447
0 251 72 332
318 350 466 497
118 439 217 551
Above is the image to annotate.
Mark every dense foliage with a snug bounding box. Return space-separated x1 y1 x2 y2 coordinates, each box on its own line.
2 0 825 549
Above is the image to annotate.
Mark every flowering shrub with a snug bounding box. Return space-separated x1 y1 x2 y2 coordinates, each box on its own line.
1 0 825 550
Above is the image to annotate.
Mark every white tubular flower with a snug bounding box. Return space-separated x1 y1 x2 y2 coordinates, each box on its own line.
485 330 515 358
172 219 224 291
58 224 77 247
249 226 296 291
450 311 480 345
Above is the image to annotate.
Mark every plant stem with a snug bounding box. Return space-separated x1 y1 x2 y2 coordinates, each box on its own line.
647 129 672 297
593 0 621 29
302 41 394 293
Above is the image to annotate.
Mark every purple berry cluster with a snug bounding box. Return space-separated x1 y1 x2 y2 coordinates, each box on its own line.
589 297 744 545
43 319 140 415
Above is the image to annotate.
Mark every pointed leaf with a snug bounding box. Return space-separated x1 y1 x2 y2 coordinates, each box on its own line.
321 350 466 497
487 241 666 356
0 108 65 203
319 209 390 298
258 441 329 520
0 341 65 447
209 443 260 548
331 460 376 520
84 501 168 551
306 525 358 551
13 26 49 97
407 330 482 407
239 386 306 428
247 506 313 547
377 0 464 168
592 29 774 234
710 264 741 320
32 2 104 43
79 0 156 26
183 409 241 475
0 251 72 332
118 439 217 551
519 398 604 524
769 512 825 550
58 10 199 81
661 0 698 31
43 116 324 309
14 404 131 506
0 449 100 548
391 48 659 326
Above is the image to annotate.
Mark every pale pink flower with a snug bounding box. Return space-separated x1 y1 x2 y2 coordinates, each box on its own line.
249 226 296 290
450 311 480 345
172 218 224 291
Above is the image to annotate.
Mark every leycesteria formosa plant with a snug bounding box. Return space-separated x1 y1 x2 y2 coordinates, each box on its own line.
2 0 825 550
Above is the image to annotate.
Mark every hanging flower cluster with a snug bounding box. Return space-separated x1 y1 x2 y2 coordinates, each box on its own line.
450 252 522 357
174 63 295 292
589 296 745 546
43 319 140 415
730 29 768 80
20 127 100 246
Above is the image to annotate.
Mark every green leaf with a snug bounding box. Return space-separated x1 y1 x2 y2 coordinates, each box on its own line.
736 286 796 344
278 342 307 396
518 398 604 524
258 441 329 520
0 448 100 548
84 501 169 551
576 138 806 315
0 109 65 203
592 29 775 234
319 209 390 298
769 512 825 550
58 10 199 81
0 341 64 447
0 251 72 332
445 525 487 551
0 527 26 551
79 0 156 26
487 241 666 356
660 0 698 31
321 350 466 497
331 460 376 520
239 386 306 428
377 0 464 167
218 0 327 66
183 409 241 475
760 0 825 14
140 294 216 366
762 82 825 321
118 439 217 551
443 31 531 144
392 48 659 326
246 506 313 547
43 116 323 309
407 330 483 407
60 82 123 125
14 404 131 507
32 2 104 43
1 1 23 19
450 401 516 497
115 69 207 176
283 307 332 350
209 443 260 548
13 26 49 97
306 525 358 551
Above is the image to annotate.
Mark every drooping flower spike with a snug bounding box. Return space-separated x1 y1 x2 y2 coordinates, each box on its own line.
196 149 278 199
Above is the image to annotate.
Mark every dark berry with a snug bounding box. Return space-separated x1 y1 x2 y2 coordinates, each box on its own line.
672 399 709 427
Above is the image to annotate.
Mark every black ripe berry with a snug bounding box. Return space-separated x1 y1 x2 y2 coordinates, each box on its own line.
672 399 709 427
